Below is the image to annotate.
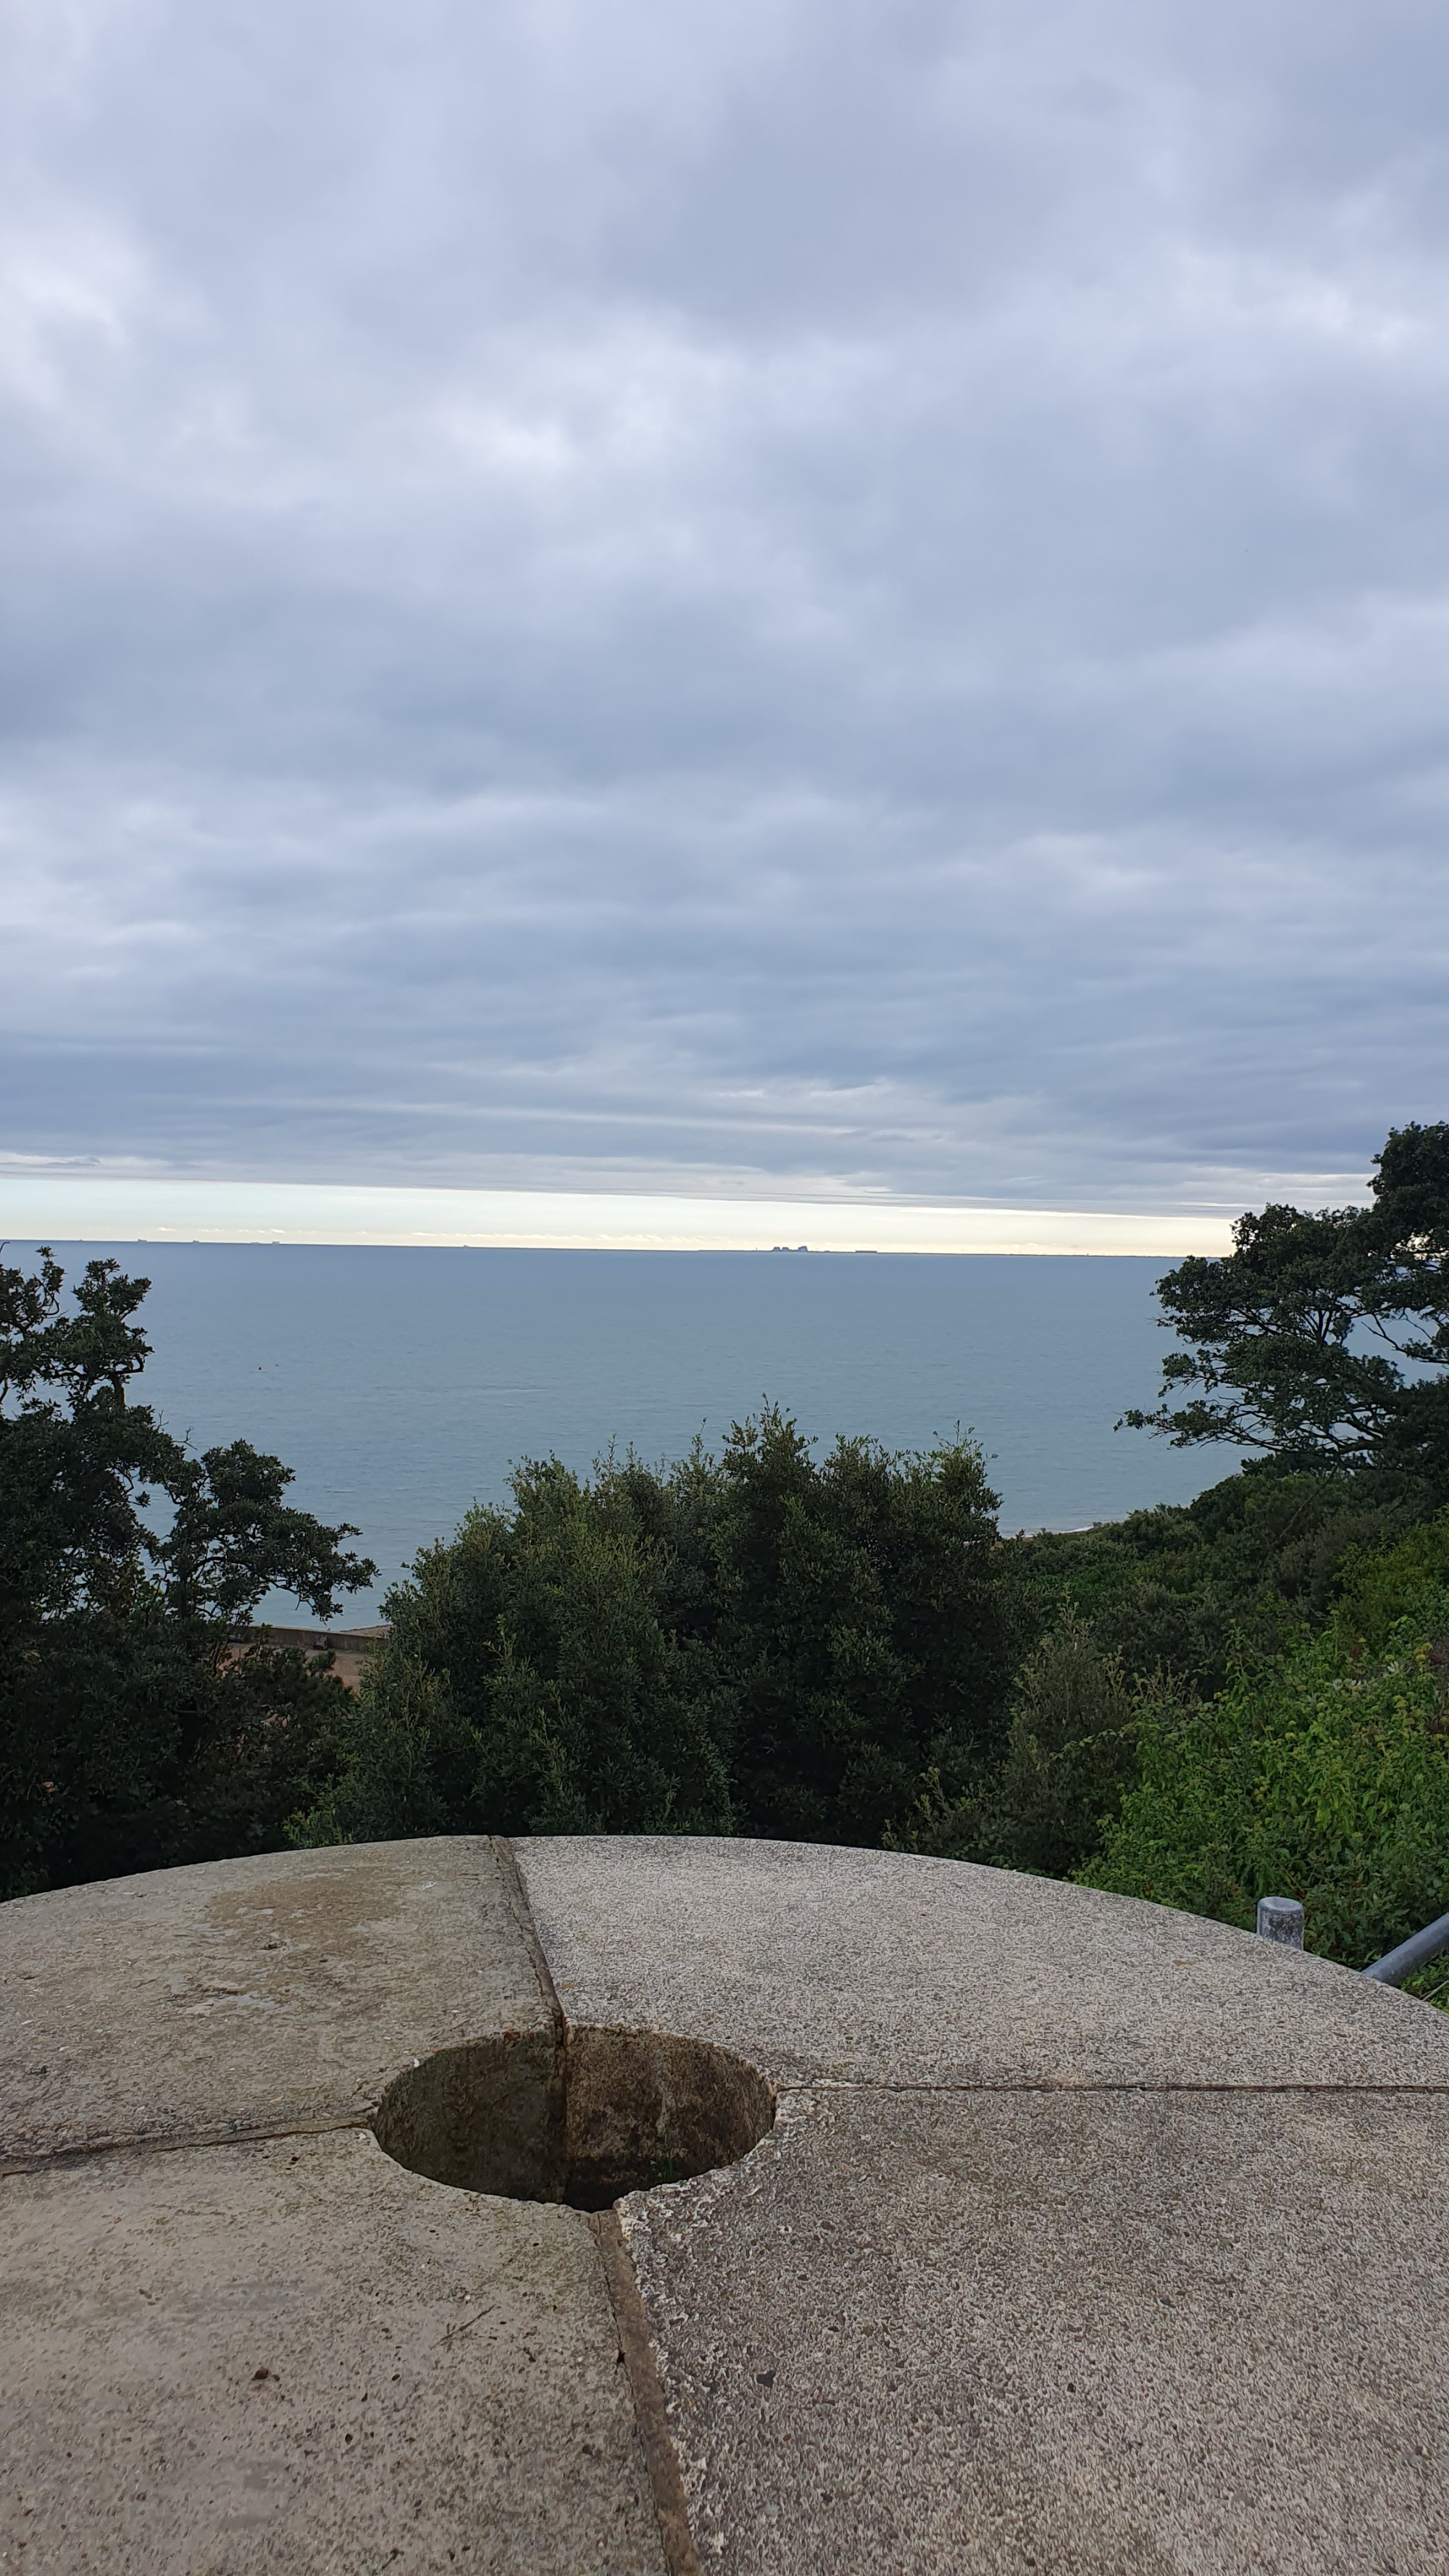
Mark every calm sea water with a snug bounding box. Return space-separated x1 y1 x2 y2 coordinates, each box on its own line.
28 1246 1232 1622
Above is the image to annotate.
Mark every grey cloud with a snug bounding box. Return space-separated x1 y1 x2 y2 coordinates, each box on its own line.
2 0 1449 1214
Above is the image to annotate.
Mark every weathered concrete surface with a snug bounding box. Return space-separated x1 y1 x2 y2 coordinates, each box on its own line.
622 2084 1449 2575
1 1838 548 2165
1 2127 664 2576
7 1833 1449 2574
514 1832 1449 2088
514 1836 1449 2568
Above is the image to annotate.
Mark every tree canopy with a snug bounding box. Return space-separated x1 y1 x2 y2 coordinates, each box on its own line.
1 1247 375 1896
1122 1121 1449 1484
304 1406 1013 1852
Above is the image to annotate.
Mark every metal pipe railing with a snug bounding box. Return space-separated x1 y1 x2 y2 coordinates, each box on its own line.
1361 1909 1449 1987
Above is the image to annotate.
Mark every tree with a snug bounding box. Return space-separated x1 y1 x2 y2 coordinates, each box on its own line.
0 1248 375 1896
1122 1122 1449 1485
712 1408 1010 1843
301 1451 734 1847
884 1607 1141 1878
306 1409 1014 1854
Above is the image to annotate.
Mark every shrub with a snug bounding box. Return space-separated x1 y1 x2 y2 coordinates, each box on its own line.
304 1410 1013 1851
886 1606 1140 1875
1081 1514 1449 1965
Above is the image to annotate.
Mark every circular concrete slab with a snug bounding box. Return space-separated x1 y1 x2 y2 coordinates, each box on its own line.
3 1835 1448 2572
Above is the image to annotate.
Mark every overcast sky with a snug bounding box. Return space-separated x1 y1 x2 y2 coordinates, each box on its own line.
3 0 1448 1232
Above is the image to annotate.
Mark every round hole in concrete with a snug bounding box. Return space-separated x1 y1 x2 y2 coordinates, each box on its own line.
372 2023 775 2211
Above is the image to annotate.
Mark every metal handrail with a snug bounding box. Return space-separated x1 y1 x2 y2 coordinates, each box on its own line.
1361 1909 1449 1987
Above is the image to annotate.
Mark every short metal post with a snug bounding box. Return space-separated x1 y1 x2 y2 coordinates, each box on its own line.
1256 1895 1304 1947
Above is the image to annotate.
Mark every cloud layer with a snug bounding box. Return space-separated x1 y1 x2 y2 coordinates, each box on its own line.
4 0 1448 1214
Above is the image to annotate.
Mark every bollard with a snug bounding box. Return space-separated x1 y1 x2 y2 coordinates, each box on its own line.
1256 1895 1305 1947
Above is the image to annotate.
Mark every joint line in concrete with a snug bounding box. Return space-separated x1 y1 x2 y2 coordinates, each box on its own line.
590 2206 705 2576
808 2076 1449 2098
492 1833 567 2044
0 2107 375 2180
494 1837 705 2576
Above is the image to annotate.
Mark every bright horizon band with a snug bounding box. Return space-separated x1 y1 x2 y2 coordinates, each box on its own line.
1 1176 1235 1256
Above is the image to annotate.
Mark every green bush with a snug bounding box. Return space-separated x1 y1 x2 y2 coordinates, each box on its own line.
886 1606 1141 1875
1009 1467 1431 1702
304 1409 1014 1851
1080 1514 1449 1965
301 1455 733 1844
3 1621 352 1897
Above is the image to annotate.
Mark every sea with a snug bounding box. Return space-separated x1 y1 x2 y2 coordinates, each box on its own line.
24 1246 1235 1623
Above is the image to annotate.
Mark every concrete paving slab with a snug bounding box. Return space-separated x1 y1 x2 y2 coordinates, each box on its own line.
1 1838 548 2166
7 1833 1449 2572
514 1833 1449 2088
621 2082 1449 2575
0 2127 664 2576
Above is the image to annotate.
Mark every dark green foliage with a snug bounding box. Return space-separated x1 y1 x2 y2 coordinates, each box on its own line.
988 1614 1142 1877
911 1114 1449 1896
888 1606 1143 1877
1122 1121 1449 1485
3 1621 351 1897
890 1463 1431 1885
962 1439 1440 1906
301 1452 733 1845
711 1410 1010 1842
305 1409 1011 1852
1 1249 374 1897
1010 1464 1429 1702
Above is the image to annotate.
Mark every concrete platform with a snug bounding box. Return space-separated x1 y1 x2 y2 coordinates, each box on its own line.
4 1835 1448 2572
